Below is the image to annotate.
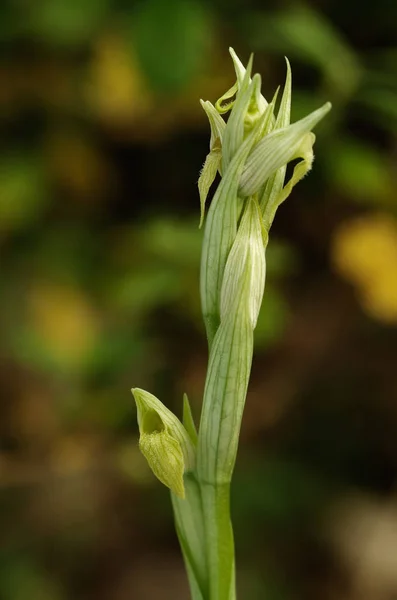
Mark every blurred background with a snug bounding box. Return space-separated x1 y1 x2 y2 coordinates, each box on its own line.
1 0 397 598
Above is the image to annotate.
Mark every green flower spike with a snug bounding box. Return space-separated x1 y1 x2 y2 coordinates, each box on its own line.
199 48 331 346
132 47 331 600
132 388 196 498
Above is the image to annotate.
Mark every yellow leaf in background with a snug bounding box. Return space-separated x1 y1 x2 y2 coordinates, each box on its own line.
86 32 153 132
86 32 231 141
28 283 100 368
332 213 397 324
361 271 397 324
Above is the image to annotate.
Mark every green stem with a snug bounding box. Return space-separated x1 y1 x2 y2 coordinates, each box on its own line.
199 481 236 600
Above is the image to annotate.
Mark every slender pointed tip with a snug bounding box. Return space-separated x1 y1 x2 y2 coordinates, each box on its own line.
310 101 332 122
271 85 280 106
284 56 292 79
321 101 332 116
131 387 145 401
244 53 254 79
131 388 141 403
252 72 262 85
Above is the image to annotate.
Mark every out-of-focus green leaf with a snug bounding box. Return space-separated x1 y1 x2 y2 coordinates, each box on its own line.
357 89 397 133
0 558 65 600
139 218 203 266
107 268 182 313
0 155 49 232
364 47 397 86
356 48 397 133
88 329 147 382
325 138 394 205
128 0 212 92
244 5 361 99
26 0 110 46
28 226 98 284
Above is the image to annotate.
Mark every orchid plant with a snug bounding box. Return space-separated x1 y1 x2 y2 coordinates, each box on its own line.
132 48 331 600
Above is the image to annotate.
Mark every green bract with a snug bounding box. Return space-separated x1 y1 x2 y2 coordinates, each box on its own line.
133 48 331 600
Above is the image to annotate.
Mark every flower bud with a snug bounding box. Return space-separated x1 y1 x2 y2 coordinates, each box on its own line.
132 388 196 498
220 197 266 329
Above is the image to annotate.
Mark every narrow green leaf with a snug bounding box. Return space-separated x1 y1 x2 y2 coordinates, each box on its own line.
172 474 208 599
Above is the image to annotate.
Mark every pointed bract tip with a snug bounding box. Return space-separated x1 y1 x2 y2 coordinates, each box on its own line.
247 53 254 71
284 57 292 79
